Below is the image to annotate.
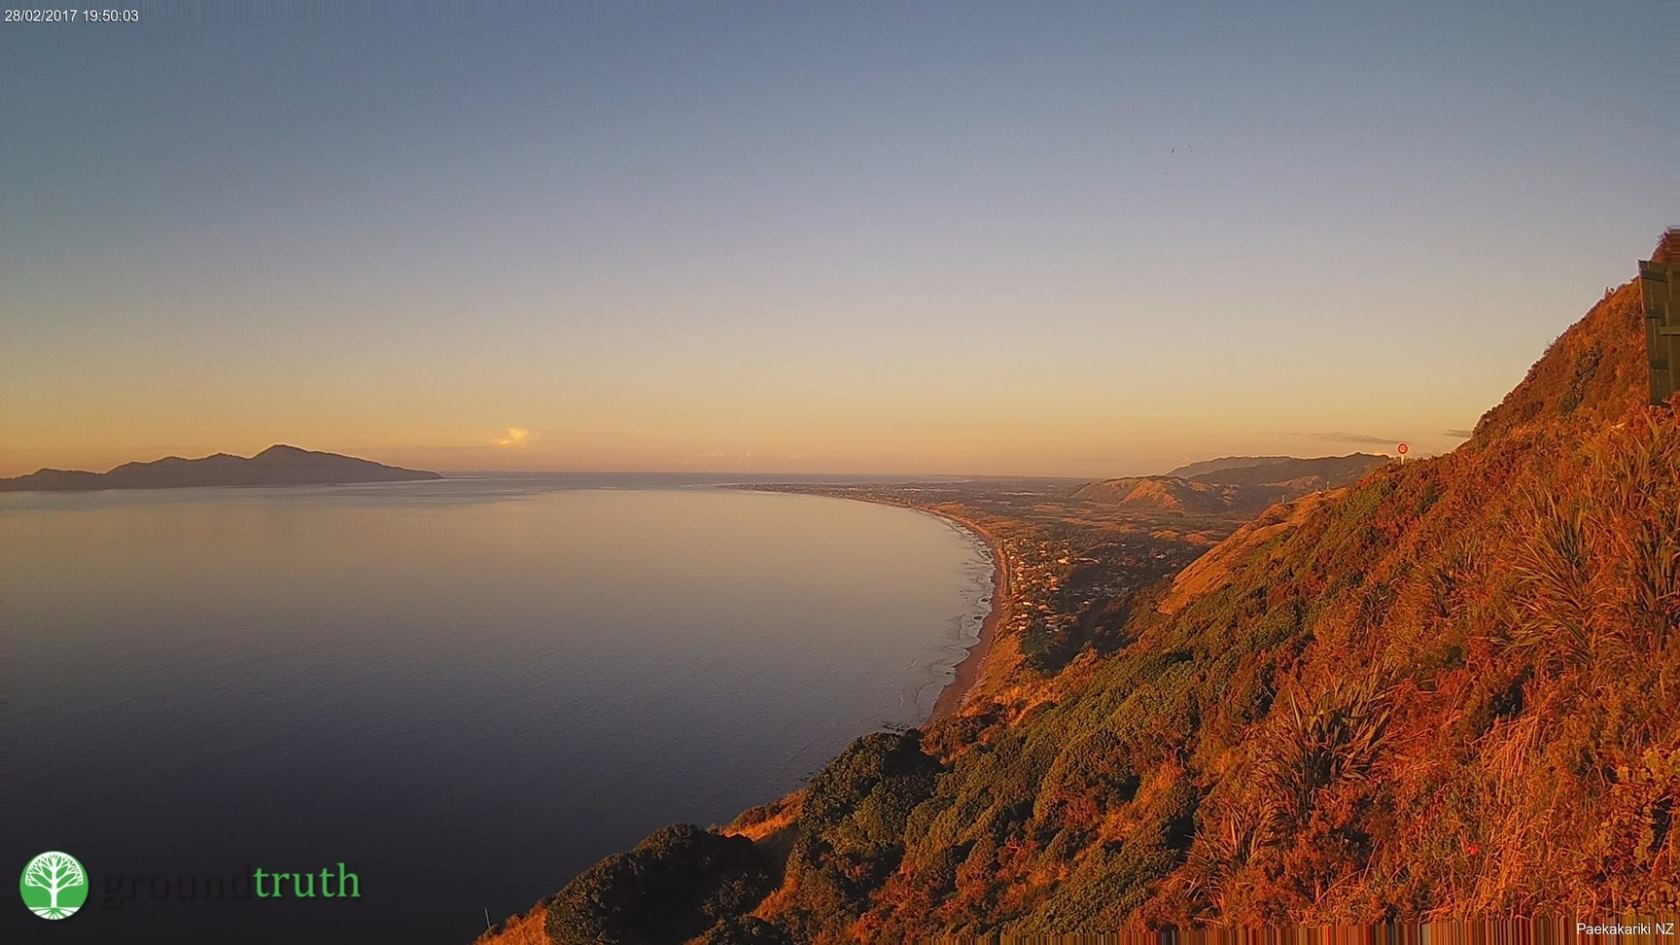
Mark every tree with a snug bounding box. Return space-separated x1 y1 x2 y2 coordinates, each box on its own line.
24 852 86 919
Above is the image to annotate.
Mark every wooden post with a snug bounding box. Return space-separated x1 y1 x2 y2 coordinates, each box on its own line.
1643 229 1679 405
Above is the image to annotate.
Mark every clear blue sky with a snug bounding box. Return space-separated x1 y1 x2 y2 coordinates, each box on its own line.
1 1 1670 476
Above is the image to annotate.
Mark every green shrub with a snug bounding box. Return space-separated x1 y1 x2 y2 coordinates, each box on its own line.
546 824 775 945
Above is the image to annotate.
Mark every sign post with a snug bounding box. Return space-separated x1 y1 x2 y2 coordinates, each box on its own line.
1397 442 1409 466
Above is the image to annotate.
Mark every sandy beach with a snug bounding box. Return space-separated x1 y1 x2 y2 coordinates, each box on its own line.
925 510 1009 720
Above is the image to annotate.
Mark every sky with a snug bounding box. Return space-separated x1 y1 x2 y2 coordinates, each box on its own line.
1 1 1671 478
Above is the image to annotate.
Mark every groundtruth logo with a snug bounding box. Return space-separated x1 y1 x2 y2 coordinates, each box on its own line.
20 851 89 920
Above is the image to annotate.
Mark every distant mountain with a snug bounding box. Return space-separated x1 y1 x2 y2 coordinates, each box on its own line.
1072 455 1388 515
1165 455 1296 478
1171 452 1390 489
0 445 442 492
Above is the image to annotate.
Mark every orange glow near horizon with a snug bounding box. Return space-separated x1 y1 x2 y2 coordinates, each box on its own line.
2 374 1465 480
3 6 1665 482
0 282 1617 481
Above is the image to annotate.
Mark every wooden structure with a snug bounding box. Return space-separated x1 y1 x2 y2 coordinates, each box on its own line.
1643 228 1679 405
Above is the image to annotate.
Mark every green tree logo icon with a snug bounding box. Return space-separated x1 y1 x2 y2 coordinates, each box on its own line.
19 851 88 920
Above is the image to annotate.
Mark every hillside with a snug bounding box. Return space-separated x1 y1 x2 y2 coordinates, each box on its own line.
1154 489 1344 617
1071 476 1253 514
1177 453 1390 490
1075 455 1389 517
0 444 441 491
491 258 1677 943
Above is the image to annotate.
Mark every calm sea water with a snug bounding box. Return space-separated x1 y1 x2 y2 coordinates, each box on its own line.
0 478 991 943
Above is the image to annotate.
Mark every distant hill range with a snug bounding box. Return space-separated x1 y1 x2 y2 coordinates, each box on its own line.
1072 453 1389 513
0 445 442 492
1169 452 1390 488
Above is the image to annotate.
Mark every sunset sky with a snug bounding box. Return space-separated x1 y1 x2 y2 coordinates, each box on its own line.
1 1 1669 478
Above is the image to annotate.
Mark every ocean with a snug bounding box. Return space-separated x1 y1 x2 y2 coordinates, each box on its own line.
0 477 992 943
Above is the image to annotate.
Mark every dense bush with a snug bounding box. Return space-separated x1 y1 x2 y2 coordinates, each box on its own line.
698 916 796 945
777 731 943 943
545 824 775 945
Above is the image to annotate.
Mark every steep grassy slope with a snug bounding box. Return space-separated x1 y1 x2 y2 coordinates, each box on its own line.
873 277 1675 933
490 273 1676 944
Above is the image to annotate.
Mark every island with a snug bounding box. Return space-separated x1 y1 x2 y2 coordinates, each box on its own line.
0 445 442 492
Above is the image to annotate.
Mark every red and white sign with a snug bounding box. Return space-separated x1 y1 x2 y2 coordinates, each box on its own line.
1396 442 1409 455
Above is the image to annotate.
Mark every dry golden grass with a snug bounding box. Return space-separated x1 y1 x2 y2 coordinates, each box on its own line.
473 904 547 945
722 791 803 842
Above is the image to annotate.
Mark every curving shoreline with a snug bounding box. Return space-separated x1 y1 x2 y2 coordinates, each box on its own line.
814 498 1011 722
921 509 1009 720
737 487 1013 722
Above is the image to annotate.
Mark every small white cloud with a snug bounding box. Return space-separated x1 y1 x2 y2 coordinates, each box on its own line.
494 427 536 448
